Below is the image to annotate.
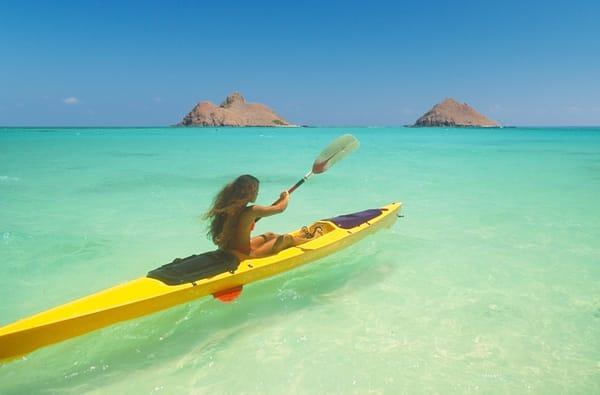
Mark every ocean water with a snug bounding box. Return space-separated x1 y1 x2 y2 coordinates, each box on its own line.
0 126 599 394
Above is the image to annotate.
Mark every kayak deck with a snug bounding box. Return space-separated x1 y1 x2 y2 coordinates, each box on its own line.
0 202 401 362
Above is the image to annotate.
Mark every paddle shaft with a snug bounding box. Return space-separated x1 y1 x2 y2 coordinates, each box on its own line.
253 134 358 224
287 170 314 194
255 171 313 223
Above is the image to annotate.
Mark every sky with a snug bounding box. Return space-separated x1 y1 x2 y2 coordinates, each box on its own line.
1 0 599 126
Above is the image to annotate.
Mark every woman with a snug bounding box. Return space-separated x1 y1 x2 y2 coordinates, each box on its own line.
203 174 314 257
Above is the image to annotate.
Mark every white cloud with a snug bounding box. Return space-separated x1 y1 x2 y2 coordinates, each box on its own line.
63 97 80 105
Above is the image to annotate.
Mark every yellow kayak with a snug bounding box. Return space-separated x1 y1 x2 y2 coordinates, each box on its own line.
0 202 401 362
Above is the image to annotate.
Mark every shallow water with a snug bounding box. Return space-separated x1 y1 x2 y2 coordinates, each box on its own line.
1 126 599 394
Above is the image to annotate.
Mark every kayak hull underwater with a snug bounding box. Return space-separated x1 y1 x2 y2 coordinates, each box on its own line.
0 202 401 362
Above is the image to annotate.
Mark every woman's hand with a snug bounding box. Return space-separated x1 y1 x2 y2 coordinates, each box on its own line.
278 190 290 211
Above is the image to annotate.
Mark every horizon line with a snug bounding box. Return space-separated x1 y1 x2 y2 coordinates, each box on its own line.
2 125 600 129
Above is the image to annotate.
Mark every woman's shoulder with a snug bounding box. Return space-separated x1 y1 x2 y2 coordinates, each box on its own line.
240 205 257 219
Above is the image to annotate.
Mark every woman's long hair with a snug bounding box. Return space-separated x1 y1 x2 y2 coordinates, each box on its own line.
203 175 259 249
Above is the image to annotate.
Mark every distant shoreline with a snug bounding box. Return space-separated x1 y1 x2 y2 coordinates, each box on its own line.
2 125 600 130
173 124 302 128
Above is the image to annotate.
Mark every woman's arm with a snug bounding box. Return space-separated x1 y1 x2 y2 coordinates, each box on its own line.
250 191 289 218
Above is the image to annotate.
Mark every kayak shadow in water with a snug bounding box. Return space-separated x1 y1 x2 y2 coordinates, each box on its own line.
2 239 399 393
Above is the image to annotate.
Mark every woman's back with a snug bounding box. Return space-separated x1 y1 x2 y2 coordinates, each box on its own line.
223 207 255 255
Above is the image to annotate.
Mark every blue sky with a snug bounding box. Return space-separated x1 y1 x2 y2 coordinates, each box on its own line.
1 0 599 126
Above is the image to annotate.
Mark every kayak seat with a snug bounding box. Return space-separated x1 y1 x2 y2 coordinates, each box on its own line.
147 250 240 285
325 208 382 229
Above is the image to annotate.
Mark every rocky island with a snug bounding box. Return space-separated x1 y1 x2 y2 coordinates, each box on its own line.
178 92 291 127
413 98 499 127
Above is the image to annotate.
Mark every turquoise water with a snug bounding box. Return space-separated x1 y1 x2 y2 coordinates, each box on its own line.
1 126 599 394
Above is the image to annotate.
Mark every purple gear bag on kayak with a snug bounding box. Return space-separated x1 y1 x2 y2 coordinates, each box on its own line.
326 209 382 229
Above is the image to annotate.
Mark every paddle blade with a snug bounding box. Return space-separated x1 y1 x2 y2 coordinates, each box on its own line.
312 134 359 174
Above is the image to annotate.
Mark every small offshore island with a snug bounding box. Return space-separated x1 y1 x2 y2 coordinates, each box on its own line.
178 94 501 128
178 92 293 127
413 98 500 127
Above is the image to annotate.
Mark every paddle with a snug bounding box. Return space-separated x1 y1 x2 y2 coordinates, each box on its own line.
256 134 360 223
